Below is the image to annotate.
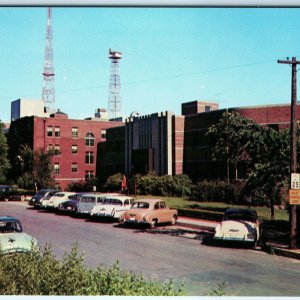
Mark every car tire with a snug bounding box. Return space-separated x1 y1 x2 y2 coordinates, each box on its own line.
4 197 9 202
20 195 25 202
150 219 158 229
170 215 177 226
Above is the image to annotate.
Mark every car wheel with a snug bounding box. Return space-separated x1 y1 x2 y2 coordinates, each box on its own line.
170 215 177 226
20 195 25 202
150 219 158 229
4 197 9 202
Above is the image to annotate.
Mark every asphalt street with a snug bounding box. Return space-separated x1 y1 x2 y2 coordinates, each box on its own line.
1 201 300 296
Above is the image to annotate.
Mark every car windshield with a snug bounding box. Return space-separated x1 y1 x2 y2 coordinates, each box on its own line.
224 211 255 222
0 221 22 233
131 202 150 209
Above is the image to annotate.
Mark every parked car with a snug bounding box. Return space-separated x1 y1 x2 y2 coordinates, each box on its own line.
29 189 58 208
0 216 38 254
77 193 120 216
120 198 178 229
0 185 26 202
58 193 86 213
213 208 261 247
41 192 75 209
90 195 134 220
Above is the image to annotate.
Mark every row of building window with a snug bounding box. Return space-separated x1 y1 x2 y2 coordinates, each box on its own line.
54 163 94 179
47 127 106 140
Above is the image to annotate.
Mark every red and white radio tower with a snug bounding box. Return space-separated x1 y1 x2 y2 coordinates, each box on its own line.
108 49 122 120
42 7 55 113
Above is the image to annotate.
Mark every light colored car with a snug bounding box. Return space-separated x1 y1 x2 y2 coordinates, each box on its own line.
0 216 38 254
41 192 75 209
213 208 261 247
120 198 178 229
90 195 134 220
77 193 120 216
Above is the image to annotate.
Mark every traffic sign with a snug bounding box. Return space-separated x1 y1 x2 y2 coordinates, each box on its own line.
289 189 300 205
291 173 300 189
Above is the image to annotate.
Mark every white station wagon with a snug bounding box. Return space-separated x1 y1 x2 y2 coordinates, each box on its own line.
90 195 134 220
77 193 120 216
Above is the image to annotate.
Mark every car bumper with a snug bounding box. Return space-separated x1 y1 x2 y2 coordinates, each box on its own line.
214 235 255 242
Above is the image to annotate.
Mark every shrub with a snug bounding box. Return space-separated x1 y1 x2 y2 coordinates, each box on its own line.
190 180 246 204
0 244 185 296
103 173 123 192
127 173 192 197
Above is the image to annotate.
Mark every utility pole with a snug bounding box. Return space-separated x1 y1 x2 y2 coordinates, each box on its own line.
278 57 300 249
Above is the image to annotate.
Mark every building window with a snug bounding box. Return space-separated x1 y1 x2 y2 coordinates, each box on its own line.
101 129 106 139
72 127 78 138
85 152 94 164
205 106 211 112
85 170 94 180
47 144 53 152
47 126 53 137
54 127 60 137
71 163 78 173
85 133 95 146
54 144 61 155
72 145 78 154
54 163 60 175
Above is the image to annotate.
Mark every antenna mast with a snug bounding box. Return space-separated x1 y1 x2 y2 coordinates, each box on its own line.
42 7 55 113
108 49 122 120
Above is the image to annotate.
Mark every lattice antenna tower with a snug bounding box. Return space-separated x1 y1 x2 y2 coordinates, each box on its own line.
42 7 55 113
108 49 122 120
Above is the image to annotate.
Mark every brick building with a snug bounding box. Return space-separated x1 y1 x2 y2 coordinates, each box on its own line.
99 101 300 182
8 110 122 190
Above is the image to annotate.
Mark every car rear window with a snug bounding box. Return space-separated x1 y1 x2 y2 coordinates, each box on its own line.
131 202 150 209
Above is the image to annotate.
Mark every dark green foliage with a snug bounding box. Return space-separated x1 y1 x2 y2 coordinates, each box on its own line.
0 122 10 183
0 244 185 296
103 173 123 192
127 173 192 197
67 177 98 192
190 180 245 204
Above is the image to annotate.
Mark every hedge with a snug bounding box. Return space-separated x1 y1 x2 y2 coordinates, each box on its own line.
0 244 185 296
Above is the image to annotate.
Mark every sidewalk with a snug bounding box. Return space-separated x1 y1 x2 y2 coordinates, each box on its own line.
177 216 300 260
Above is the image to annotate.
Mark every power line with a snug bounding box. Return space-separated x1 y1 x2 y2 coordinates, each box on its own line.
0 58 276 101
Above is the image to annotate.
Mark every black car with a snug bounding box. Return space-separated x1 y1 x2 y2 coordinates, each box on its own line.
29 189 58 208
58 193 85 214
0 185 26 202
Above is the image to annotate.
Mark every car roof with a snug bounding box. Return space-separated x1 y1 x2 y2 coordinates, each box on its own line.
0 216 20 222
134 198 163 203
0 185 11 188
102 195 133 200
224 208 257 216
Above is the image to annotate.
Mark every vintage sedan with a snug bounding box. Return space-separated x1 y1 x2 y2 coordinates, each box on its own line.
90 195 134 220
58 193 86 213
213 208 261 247
120 198 178 229
0 216 38 254
0 185 26 202
41 192 75 209
29 189 58 208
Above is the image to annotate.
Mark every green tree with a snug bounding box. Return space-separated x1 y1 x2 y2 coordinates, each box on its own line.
207 111 263 182
207 111 291 219
33 150 55 189
0 122 10 183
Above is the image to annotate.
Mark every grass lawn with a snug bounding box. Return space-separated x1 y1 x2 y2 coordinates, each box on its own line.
134 195 289 222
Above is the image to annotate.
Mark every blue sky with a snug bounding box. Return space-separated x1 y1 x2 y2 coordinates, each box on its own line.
1 7 300 123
